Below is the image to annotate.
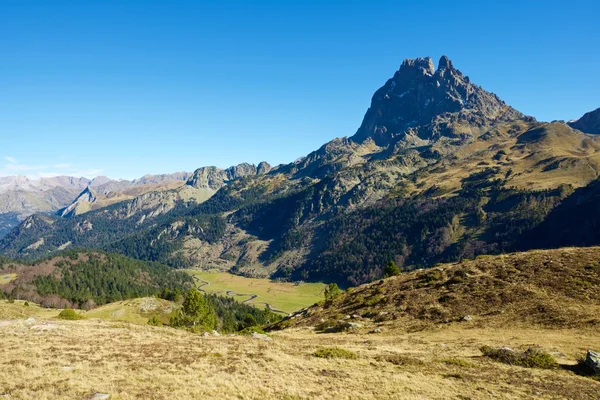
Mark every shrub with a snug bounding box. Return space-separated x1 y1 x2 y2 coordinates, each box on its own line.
480 346 557 369
364 294 384 307
384 261 400 278
58 309 85 320
147 315 163 326
324 283 342 301
313 347 357 359
238 326 267 335
23 302 29 307
422 270 443 283
7 297 14 304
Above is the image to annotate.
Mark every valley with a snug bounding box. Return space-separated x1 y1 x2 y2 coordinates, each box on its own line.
187 269 325 314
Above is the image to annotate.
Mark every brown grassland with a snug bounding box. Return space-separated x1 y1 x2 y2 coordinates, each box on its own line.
1 247 600 399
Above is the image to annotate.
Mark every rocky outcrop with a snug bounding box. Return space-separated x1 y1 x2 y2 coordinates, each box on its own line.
186 162 270 189
585 350 600 374
569 107 600 134
351 56 528 146
57 187 98 218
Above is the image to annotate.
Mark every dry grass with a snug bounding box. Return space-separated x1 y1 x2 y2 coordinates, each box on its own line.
0 273 17 285
0 312 599 399
278 247 600 332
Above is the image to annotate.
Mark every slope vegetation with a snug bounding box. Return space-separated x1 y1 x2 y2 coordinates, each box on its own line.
274 247 600 331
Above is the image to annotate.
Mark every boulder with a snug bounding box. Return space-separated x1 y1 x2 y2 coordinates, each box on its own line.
585 350 600 374
90 394 110 400
251 333 272 341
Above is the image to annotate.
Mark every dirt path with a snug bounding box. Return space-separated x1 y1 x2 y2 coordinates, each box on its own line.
193 277 290 315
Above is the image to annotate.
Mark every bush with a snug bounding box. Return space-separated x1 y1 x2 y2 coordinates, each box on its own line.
238 326 267 335
147 315 163 326
58 309 85 320
313 347 357 359
7 297 14 304
23 302 29 307
480 346 557 369
324 283 342 301
384 261 400 277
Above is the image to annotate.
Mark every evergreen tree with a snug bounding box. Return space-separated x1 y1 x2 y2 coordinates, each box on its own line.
384 261 400 277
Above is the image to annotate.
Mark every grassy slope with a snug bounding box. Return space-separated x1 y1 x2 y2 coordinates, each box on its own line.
275 247 600 331
186 270 325 313
0 306 598 399
2 246 600 399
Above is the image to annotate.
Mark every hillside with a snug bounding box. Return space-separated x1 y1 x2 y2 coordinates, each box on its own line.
1 247 600 399
272 247 600 332
2 57 600 287
0 250 192 308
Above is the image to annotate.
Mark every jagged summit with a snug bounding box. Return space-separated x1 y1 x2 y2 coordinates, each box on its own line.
352 56 527 146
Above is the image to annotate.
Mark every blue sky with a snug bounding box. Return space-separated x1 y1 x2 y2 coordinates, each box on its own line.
1 0 599 180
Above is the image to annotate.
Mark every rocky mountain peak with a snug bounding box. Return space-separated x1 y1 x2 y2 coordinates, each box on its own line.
351 56 527 146
437 55 452 71
568 107 600 134
399 57 435 77
187 162 271 190
57 186 98 218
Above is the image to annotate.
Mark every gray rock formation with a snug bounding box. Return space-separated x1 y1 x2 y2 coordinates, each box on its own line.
351 55 527 146
568 107 600 134
585 350 600 374
186 162 270 189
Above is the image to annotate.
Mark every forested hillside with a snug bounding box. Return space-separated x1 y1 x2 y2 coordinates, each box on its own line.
2 57 600 287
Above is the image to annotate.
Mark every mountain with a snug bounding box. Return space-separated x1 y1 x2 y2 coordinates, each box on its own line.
569 107 600 134
2 56 600 287
351 56 527 146
57 186 98 218
0 172 194 236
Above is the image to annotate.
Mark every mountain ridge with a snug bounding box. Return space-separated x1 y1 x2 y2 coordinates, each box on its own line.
2 56 600 288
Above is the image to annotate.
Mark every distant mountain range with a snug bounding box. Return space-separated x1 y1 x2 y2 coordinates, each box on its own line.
2 56 600 287
0 172 192 236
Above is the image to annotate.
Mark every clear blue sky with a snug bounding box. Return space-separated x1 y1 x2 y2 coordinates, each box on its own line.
1 0 599 180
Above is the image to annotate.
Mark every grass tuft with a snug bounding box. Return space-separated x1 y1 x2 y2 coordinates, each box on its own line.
480 346 557 369
313 347 357 359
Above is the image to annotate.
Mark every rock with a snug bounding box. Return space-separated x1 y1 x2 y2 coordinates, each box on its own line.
585 350 600 374
351 314 360 319
89 394 110 400
344 315 351 319
371 328 382 334
463 315 473 322
61 366 75 371
24 317 36 325
251 333 272 341
202 332 210 337
211 330 220 337
30 323 58 331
